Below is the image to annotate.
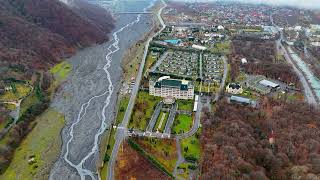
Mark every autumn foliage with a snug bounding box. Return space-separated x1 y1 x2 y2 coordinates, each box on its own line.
229 38 300 87
200 99 320 179
0 0 114 73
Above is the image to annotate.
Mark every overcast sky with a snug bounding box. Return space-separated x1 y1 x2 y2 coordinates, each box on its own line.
176 0 320 10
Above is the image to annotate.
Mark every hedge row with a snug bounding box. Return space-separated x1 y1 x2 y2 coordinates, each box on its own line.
127 138 174 178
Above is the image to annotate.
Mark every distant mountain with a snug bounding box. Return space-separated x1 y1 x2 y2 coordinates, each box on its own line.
0 0 114 77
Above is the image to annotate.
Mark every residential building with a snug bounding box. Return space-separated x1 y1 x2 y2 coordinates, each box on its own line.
226 83 243 94
149 76 194 100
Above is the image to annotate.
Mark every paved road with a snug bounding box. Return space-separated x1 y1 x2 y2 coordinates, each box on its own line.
199 52 203 80
271 15 317 104
213 56 228 102
164 103 177 135
173 137 185 179
129 129 170 139
146 102 163 132
150 51 169 72
107 1 167 179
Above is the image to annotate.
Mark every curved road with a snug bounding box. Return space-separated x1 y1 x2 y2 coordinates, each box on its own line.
107 1 167 179
270 15 317 104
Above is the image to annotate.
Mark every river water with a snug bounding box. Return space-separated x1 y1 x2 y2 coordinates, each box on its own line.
49 1 155 179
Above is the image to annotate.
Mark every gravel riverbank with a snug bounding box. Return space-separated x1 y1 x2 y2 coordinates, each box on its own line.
49 10 153 180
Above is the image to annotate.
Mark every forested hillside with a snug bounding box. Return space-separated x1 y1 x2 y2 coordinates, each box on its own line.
201 99 320 179
0 0 114 77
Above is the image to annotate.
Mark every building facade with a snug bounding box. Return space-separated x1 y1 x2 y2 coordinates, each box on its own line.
149 76 194 100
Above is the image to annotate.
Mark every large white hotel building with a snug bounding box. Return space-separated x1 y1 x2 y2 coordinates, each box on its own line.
149 76 194 100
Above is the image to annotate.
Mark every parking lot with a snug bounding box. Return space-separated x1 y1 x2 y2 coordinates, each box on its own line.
202 53 224 83
152 50 199 79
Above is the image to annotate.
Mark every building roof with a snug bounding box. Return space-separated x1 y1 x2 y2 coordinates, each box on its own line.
230 95 251 104
192 44 207 50
164 39 181 44
154 78 189 91
259 79 279 88
228 83 241 90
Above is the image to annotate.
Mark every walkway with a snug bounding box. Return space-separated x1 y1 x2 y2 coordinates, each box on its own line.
146 101 163 132
163 103 177 135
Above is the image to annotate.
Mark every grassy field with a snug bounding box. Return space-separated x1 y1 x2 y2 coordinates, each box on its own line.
19 93 40 117
212 41 231 54
1 109 65 180
153 111 168 133
181 129 201 162
235 72 247 82
50 61 72 84
0 117 13 132
177 162 196 179
100 127 116 180
172 114 193 134
143 54 157 75
136 138 177 173
0 83 32 102
115 95 130 125
129 91 161 130
177 100 194 111
240 88 258 99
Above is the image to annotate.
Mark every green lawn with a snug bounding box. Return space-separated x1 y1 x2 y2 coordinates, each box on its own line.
115 96 130 125
181 129 201 162
50 61 72 84
153 111 168 133
1 108 65 180
172 114 193 134
177 100 194 111
129 91 161 130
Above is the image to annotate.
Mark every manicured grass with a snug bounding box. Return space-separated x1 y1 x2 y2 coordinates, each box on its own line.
0 83 32 102
181 129 201 162
1 108 65 180
153 111 168 133
115 96 130 125
129 91 161 130
136 138 177 173
172 114 193 134
50 61 72 84
177 99 194 111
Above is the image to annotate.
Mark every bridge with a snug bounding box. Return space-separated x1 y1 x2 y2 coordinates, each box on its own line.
115 12 152 15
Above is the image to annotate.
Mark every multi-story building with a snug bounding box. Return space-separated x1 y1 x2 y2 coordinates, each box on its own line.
149 76 194 100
